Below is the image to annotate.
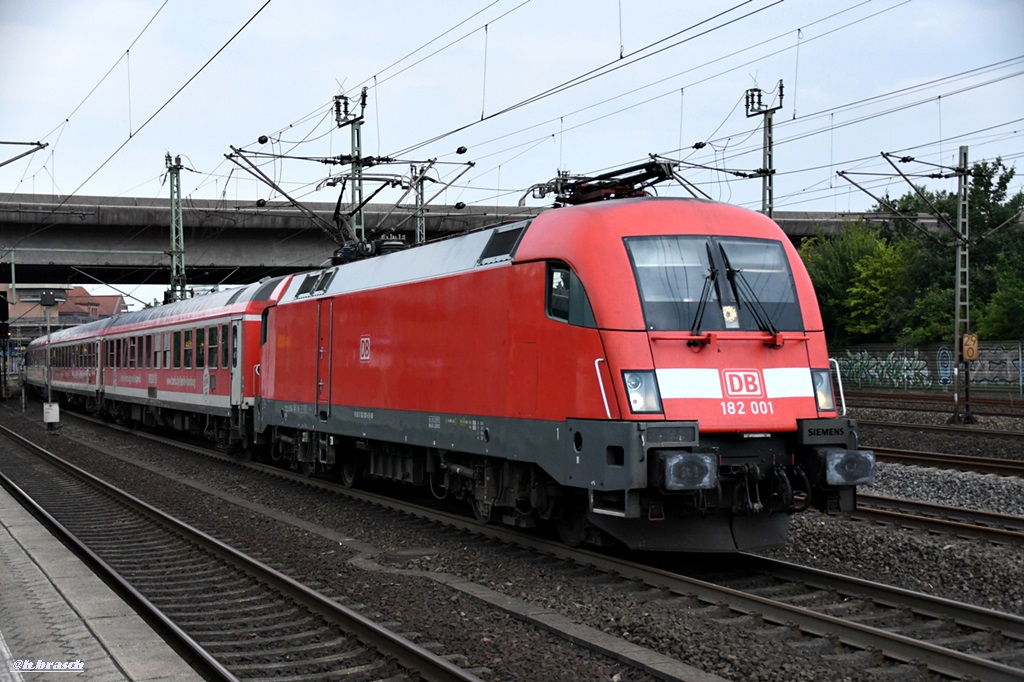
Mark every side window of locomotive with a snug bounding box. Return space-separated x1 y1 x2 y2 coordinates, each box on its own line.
260 309 270 345
546 263 596 328
547 267 571 321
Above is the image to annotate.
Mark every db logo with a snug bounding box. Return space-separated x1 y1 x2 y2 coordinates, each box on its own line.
723 370 763 398
359 335 371 362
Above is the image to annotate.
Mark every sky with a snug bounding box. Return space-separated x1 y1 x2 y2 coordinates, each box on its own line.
2 0 1023 304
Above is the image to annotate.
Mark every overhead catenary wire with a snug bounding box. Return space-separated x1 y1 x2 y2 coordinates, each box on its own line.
387 0 785 158
5 0 275 252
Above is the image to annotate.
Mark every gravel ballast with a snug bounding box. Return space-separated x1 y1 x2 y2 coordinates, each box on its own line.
2 402 1021 681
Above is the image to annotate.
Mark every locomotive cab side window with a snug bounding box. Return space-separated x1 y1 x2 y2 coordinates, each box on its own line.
546 263 596 328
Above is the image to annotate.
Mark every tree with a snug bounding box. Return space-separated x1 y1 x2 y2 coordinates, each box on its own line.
798 221 882 347
844 239 911 340
974 253 1024 339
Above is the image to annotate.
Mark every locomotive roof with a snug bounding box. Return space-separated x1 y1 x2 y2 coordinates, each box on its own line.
276 197 787 306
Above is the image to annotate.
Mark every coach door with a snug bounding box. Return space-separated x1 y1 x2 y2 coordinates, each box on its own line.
230 317 243 406
316 299 333 421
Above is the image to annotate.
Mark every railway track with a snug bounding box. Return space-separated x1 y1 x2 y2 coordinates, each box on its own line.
19 411 1024 681
858 419 1024 440
871 446 1024 477
855 493 1024 545
0 423 483 682
846 391 1024 418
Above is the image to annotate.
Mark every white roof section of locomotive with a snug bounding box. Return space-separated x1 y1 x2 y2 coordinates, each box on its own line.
280 223 525 302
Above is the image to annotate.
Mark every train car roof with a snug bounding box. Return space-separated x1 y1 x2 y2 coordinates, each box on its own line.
29 275 293 347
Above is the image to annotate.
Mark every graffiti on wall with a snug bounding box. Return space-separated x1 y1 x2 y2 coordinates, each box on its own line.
969 344 1024 388
834 344 1023 392
837 348 934 389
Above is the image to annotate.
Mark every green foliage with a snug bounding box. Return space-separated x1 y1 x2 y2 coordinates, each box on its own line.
799 157 1023 346
798 220 880 347
844 239 910 338
974 253 1024 339
898 284 954 345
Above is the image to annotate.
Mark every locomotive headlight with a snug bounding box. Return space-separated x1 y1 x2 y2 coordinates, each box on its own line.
622 370 662 414
811 369 836 412
661 452 718 490
821 447 876 486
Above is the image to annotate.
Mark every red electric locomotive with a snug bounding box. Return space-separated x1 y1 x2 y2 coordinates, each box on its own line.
26 171 874 553
255 193 874 552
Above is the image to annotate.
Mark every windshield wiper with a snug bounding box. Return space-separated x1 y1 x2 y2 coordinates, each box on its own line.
720 245 779 336
689 242 718 337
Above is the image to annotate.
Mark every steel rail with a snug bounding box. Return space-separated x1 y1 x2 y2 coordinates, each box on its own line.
0 423 482 682
0 427 238 682
858 419 1024 440
857 493 1024 543
44 411 1024 682
871 447 1024 476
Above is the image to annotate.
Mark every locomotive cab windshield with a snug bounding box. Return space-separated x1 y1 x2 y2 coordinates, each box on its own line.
625 235 802 333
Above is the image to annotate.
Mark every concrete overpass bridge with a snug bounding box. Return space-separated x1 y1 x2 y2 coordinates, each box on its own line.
1 193 868 287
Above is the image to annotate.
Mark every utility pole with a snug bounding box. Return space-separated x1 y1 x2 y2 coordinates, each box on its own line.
335 88 368 240
745 80 784 219
165 153 187 302
39 289 65 431
0 291 8 399
950 145 976 424
413 164 426 244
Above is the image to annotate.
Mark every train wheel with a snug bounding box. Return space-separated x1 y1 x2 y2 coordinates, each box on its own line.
554 499 588 547
339 455 360 489
470 495 492 524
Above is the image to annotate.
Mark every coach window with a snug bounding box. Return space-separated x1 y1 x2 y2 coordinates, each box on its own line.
184 330 193 369
128 337 137 368
196 328 205 369
221 324 230 368
173 331 182 369
546 262 596 328
231 326 238 369
153 334 161 369
208 326 219 369
163 332 171 369
144 335 152 369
